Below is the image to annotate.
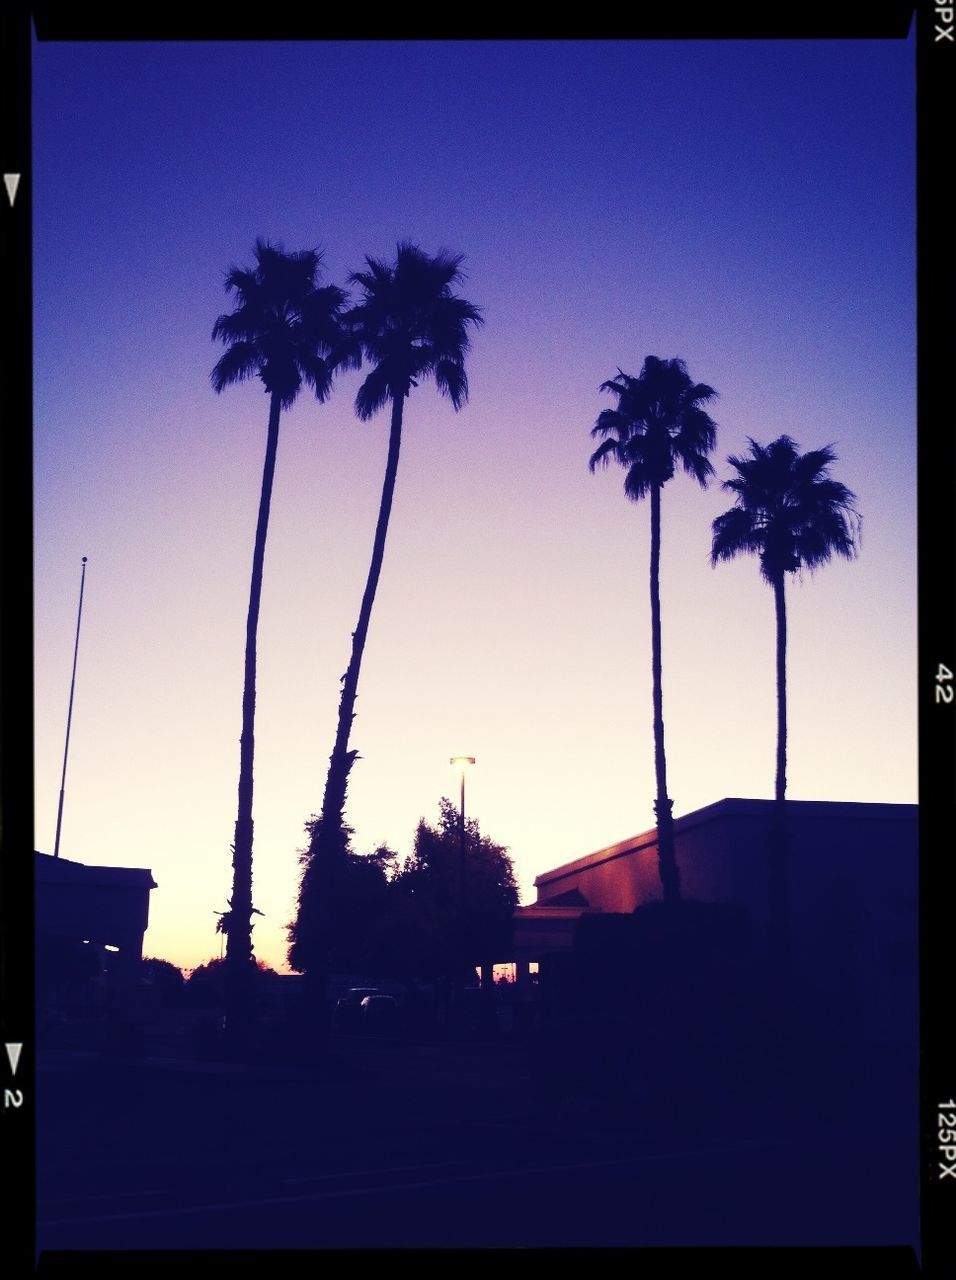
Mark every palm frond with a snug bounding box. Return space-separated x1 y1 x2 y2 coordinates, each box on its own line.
434 358 469 409
711 506 763 566
297 351 335 403
588 355 719 496
211 341 260 393
588 436 622 472
622 457 657 502
346 242 482 421
712 433 860 583
212 239 352 409
355 363 393 421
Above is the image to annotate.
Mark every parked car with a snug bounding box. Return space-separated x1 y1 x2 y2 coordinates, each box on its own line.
360 993 399 1033
334 987 383 1031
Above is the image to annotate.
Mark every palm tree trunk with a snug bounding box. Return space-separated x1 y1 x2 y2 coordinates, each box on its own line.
649 482 680 903
299 390 406 1005
225 389 282 1045
770 573 790 977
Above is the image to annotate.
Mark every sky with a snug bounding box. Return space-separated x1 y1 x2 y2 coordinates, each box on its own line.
32 35 917 976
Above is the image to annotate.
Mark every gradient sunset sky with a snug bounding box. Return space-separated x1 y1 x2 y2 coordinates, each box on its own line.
32 35 916 974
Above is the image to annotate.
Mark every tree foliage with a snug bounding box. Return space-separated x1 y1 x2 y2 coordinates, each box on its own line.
289 801 517 982
711 435 860 585
141 956 186 1005
382 799 518 978
291 243 482 992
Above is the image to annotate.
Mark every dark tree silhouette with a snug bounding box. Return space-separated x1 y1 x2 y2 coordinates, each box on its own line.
290 820 396 976
711 435 860 970
350 800 517 985
211 239 353 1043
290 243 483 998
589 356 718 903
141 956 186 1006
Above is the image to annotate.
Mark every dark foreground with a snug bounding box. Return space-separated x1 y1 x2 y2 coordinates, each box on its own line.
33 1025 920 1262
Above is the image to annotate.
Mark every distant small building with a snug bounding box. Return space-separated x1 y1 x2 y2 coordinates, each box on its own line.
35 851 157 997
512 797 918 1051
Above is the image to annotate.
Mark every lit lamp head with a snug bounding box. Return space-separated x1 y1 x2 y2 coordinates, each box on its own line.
449 755 476 772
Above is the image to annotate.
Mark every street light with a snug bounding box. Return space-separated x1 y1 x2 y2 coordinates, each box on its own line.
449 756 476 907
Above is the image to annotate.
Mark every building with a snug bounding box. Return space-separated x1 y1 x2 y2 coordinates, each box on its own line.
512 797 918 1051
35 851 157 997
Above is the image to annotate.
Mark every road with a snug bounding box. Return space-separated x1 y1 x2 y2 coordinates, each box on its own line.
34 1034 920 1254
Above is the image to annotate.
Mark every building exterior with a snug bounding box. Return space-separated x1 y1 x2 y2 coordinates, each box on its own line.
35 851 157 994
513 797 918 1051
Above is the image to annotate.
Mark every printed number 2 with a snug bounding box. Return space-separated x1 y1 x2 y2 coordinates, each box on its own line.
4 1089 23 1108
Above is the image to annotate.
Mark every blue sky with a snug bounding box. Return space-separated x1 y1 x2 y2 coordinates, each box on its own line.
32 35 916 972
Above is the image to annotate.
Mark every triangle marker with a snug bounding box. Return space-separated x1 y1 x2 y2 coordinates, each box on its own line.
5 1042 22 1075
4 173 21 207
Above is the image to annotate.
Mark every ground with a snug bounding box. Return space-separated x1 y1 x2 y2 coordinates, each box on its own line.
30 1005 921 1261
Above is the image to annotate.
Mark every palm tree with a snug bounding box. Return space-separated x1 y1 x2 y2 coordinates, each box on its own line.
290 242 483 989
211 238 353 1041
589 356 718 903
710 435 860 970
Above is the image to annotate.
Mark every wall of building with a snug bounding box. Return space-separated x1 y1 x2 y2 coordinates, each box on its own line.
532 800 918 1052
35 853 157 987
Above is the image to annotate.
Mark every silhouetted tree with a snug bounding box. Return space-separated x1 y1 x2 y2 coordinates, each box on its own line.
185 957 226 1009
385 799 519 981
211 238 354 1045
589 356 718 903
291 243 483 1001
141 957 186 1006
711 435 860 971
289 820 396 975
185 956 277 1010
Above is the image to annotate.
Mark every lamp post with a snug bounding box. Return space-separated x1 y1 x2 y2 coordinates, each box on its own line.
449 756 476 907
450 756 476 1025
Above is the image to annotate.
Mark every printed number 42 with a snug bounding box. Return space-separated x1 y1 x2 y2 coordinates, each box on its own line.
937 664 954 704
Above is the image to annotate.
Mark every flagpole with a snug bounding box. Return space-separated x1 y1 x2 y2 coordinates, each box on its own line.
53 556 87 859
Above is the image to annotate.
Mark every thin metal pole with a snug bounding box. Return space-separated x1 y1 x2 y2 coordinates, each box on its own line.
53 556 87 859
459 771 466 907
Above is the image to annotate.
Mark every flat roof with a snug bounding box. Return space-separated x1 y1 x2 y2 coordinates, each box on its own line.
35 851 157 889
534 796 917 889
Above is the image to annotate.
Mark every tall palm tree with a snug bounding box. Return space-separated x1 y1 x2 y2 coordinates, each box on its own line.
589 356 718 903
211 238 353 1040
290 241 483 988
710 435 860 970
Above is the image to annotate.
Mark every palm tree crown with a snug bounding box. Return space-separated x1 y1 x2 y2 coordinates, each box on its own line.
346 240 483 418
212 238 355 407
711 435 860 581
588 355 718 493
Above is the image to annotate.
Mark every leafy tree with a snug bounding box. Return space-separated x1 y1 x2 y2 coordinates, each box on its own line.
185 956 277 1009
384 799 519 981
211 239 354 1041
141 956 186 1006
589 356 718 902
711 435 860 970
289 820 396 975
291 243 483 994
